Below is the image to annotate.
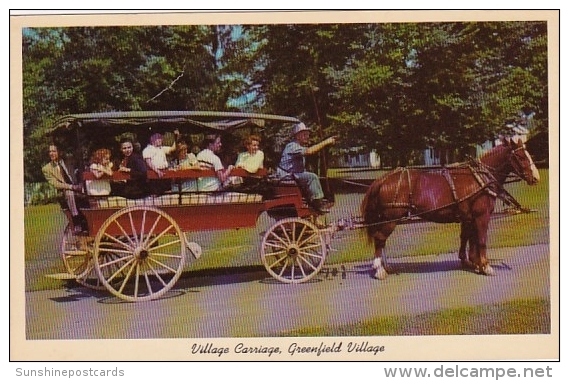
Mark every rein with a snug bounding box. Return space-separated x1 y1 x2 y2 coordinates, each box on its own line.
479 145 533 184
340 179 374 188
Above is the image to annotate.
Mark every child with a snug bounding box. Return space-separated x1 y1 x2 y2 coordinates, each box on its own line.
86 148 113 196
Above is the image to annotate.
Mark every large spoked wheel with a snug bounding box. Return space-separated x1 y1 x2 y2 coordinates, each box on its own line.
93 206 186 302
260 217 327 283
61 224 107 290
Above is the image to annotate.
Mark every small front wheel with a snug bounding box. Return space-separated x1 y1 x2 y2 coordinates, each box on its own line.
93 206 186 302
260 217 327 283
61 224 106 290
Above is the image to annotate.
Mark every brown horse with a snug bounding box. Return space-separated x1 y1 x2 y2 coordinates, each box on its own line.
361 138 540 279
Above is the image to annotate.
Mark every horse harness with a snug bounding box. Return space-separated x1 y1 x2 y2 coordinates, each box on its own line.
384 160 504 219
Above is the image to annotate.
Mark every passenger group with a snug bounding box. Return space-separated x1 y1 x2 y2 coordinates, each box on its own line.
43 122 336 234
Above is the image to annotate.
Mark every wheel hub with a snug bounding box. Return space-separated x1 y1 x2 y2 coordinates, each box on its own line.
287 244 300 258
135 247 149 260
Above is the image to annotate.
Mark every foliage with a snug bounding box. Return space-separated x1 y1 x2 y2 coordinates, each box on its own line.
21 21 549 182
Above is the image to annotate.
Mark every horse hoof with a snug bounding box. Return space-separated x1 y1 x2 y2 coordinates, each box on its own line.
461 260 476 270
374 268 388 280
372 257 382 270
482 265 495 276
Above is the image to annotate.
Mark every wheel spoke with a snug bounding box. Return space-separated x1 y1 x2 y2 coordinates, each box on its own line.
144 273 153 295
139 209 148 246
147 256 179 274
128 211 140 246
297 253 319 271
298 242 322 251
70 261 89 277
149 251 184 260
296 257 309 277
278 224 292 244
290 258 295 279
296 223 308 244
298 250 324 260
117 259 138 294
77 270 100 286
268 254 288 269
147 237 180 252
101 253 124 277
142 214 163 247
98 247 134 255
146 260 169 287
269 231 289 247
297 231 319 248
102 232 133 250
264 240 287 251
105 257 135 283
277 258 290 277
133 263 141 299
264 249 287 257
99 254 131 270
111 220 136 248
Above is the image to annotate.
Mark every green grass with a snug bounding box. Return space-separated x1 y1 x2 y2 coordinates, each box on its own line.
278 298 550 336
24 204 73 290
22 169 550 292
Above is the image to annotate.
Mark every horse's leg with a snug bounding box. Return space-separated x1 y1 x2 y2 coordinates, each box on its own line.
371 222 397 280
459 221 476 269
473 212 495 276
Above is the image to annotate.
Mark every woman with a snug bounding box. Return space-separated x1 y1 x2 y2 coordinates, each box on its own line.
235 134 264 173
226 134 264 186
112 137 149 199
170 141 202 192
86 148 113 196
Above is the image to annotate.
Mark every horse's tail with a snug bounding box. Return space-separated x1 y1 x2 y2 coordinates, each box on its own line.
361 178 384 243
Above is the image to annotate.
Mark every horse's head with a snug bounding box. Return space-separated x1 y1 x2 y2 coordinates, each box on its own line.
505 138 540 185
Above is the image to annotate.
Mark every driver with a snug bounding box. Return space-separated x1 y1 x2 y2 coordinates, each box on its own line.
277 123 336 213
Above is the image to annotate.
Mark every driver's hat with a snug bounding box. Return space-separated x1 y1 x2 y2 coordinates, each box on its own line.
292 123 310 136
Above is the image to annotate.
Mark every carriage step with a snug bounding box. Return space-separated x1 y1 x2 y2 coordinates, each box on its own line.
186 241 202 260
62 250 88 256
45 273 78 280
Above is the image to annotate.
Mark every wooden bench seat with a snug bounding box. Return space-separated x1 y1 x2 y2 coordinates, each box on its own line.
82 167 268 181
88 192 264 209
83 167 267 208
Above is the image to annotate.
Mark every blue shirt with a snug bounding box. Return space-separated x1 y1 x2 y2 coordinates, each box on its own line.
277 141 307 177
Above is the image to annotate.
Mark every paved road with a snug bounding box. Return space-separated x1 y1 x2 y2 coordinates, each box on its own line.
24 243 550 340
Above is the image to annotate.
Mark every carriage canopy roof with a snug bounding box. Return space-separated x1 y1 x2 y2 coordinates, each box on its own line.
47 111 302 136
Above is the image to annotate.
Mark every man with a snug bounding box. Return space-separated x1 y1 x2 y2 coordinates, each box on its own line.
196 134 234 191
142 130 179 178
142 130 179 194
113 137 149 199
277 123 336 213
42 144 87 233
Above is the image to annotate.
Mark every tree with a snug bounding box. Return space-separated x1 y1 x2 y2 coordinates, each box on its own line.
22 25 235 181
22 21 549 183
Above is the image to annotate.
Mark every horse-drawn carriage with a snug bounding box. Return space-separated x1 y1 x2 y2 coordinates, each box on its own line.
49 111 333 302
46 110 540 303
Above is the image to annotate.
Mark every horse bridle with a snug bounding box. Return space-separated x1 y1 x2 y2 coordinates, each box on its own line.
507 145 536 183
480 144 535 184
